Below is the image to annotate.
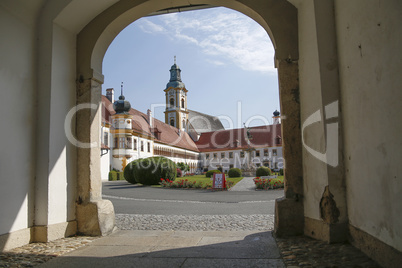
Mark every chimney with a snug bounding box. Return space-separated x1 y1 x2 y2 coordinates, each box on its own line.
106 88 114 103
147 109 153 128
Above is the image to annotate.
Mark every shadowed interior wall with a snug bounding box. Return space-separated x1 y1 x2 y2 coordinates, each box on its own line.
335 0 402 252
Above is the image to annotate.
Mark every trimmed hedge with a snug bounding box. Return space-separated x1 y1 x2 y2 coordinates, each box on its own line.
123 161 137 184
228 168 242 178
125 157 176 185
256 166 272 177
109 170 124 181
205 169 221 178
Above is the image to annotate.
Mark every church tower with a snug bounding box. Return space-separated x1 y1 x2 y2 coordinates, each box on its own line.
164 57 189 130
110 83 134 171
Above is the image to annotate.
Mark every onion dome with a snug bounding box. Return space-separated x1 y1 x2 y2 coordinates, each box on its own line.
166 57 186 89
273 110 280 117
113 83 131 114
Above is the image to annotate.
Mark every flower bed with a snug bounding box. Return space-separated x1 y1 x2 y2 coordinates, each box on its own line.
160 178 234 190
253 177 284 190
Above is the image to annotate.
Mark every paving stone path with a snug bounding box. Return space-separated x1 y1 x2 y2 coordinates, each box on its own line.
229 177 256 191
0 215 380 267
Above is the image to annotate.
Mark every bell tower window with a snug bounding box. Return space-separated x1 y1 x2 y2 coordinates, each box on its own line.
170 98 174 107
170 119 175 127
181 98 185 108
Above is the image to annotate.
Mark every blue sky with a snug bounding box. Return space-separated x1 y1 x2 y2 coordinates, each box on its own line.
102 7 279 129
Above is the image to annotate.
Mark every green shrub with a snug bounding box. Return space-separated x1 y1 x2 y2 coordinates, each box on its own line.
205 169 221 178
109 170 124 181
228 168 242 178
109 170 117 181
176 168 182 177
256 166 272 177
279 168 284 176
124 161 138 184
129 157 176 185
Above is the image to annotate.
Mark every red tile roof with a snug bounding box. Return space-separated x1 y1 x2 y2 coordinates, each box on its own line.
195 125 282 152
101 95 199 152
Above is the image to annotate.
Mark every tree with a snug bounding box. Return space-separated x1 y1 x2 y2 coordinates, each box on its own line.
177 162 189 172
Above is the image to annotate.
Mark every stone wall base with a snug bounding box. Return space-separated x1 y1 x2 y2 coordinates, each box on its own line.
275 197 304 236
0 221 78 252
0 228 31 252
349 224 402 268
76 199 115 236
32 221 77 243
304 217 347 243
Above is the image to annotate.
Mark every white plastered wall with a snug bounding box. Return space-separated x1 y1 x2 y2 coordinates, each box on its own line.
0 3 37 235
46 23 77 225
335 0 402 251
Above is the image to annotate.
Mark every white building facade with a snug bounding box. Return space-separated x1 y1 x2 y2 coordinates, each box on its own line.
100 62 284 180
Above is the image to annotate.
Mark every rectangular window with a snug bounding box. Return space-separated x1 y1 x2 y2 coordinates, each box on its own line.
221 152 225 158
104 132 108 146
114 137 118 148
126 137 132 149
273 149 277 156
147 142 150 152
133 139 137 150
119 137 125 149
141 141 144 152
255 150 260 157
229 164 234 169
229 152 233 158
240 151 245 158
264 149 268 156
206 154 210 160
213 153 217 159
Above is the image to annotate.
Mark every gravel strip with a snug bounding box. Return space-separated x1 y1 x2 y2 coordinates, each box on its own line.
116 214 274 231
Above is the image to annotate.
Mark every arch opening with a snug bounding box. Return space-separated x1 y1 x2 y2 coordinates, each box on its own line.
71 0 302 237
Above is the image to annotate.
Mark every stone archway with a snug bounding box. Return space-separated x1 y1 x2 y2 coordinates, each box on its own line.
54 0 303 237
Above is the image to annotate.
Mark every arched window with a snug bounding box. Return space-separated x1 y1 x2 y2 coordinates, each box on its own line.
170 98 174 107
170 119 175 127
182 120 186 128
181 98 185 108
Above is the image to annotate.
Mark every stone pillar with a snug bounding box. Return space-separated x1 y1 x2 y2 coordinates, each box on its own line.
76 77 115 236
274 60 304 236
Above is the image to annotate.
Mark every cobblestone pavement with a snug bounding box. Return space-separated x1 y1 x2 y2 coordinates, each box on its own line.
276 235 380 267
1 215 380 267
0 236 99 267
116 214 275 231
